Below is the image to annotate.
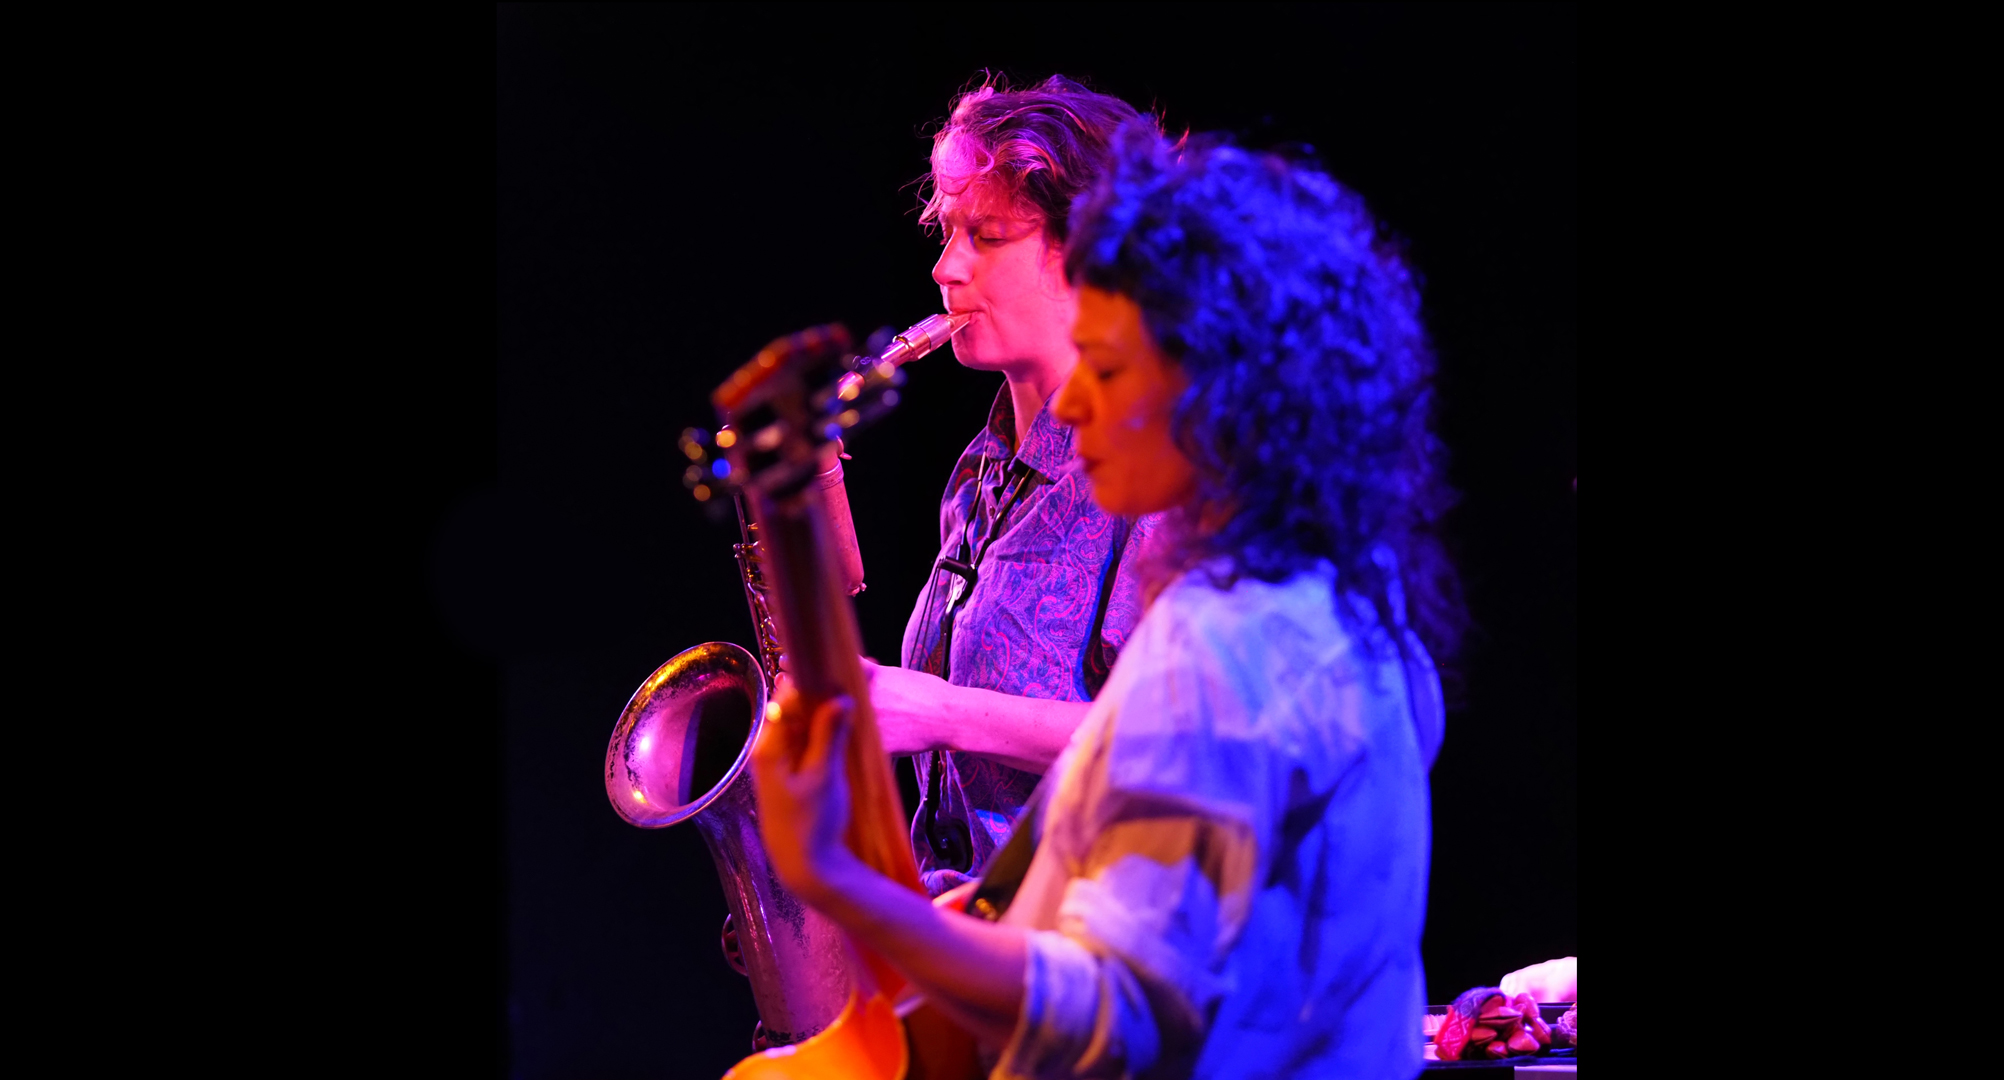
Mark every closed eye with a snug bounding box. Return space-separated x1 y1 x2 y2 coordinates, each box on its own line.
938 226 1010 247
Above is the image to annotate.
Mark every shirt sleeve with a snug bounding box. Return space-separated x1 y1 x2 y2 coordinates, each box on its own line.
997 802 1258 1079
996 599 1272 1080
997 570 1427 1079
1097 512 1162 656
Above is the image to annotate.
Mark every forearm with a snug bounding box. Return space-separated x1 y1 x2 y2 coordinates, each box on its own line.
923 686 1089 772
813 852 1027 1045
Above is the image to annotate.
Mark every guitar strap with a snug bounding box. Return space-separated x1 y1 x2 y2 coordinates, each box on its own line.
962 782 1044 921
1079 514 1133 700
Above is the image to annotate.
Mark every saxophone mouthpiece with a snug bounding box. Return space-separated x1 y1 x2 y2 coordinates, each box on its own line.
915 311 975 345
873 312 974 369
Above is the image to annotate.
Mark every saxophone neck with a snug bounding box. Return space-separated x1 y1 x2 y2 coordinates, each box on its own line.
733 489 755 545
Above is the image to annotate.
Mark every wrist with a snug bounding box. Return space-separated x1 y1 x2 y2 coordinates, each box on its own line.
797 844 871 912
918 677 962 752
797 849 877 917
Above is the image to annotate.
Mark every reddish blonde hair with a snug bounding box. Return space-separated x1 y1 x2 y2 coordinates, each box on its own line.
919 75 1150 242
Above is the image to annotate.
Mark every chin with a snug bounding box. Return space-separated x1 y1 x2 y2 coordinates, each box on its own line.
1084 481 1138 517
1088 474 1187 519
949 337 1006 373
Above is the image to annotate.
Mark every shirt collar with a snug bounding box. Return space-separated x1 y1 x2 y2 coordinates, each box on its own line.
983 384 1076 481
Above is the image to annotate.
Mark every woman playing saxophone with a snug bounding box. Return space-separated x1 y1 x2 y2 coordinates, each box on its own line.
867 76 1166 898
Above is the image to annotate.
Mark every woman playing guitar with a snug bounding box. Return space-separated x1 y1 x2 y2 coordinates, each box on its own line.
752 124 1462 1077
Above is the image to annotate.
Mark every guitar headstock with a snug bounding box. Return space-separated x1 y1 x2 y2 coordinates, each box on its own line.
678 324 907 504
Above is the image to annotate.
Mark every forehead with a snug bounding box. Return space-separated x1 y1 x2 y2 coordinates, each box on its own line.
1073 287 1144 343
931 132 1037 226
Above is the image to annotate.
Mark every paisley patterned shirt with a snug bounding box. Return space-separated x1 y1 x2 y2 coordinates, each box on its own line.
900 385 1158 896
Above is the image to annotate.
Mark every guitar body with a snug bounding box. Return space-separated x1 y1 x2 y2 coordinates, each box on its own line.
901 1002 982 1080
723 991 906 1080
706 327 983 1080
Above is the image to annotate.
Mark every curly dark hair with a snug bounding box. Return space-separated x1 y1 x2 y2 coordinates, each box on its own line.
1065 124 1465 666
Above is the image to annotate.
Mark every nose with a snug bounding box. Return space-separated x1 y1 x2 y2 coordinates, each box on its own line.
932 228 972 289
1053 360 1091 429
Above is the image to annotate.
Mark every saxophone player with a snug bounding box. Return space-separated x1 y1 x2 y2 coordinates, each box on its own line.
862 76 1167 897
756 123 1458 1076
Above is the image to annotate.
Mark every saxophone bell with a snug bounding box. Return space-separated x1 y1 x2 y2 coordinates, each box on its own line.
605 640 857 1045
604 640 766 830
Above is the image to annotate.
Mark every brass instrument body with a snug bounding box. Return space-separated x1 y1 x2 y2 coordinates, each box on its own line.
605 641 858 1044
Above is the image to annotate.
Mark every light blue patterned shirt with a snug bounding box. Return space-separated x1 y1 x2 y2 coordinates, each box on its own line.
994 564 1442 1080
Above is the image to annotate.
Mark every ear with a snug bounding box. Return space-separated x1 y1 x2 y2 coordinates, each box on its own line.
1040 227 1067 263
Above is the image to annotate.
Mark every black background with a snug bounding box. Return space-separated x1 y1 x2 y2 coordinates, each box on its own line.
458 4 1575 1076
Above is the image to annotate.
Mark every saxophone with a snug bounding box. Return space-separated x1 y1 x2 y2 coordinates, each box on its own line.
602 313 970 1049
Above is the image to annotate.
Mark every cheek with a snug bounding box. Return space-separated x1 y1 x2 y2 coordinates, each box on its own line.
1116 439 1194 516
1000 248 1058 305
1116 386 1174 441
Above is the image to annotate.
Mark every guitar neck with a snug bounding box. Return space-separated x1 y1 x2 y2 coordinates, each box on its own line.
748 481 924 898
706 322 926 993
705 323 983 1079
